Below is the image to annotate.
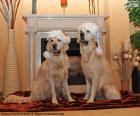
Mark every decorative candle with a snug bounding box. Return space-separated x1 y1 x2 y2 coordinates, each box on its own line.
61 0 68 14
61 0 67 7
32 0 37 14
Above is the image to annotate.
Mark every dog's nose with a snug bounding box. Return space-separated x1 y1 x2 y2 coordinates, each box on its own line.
52 44 57 50
80 31 85 40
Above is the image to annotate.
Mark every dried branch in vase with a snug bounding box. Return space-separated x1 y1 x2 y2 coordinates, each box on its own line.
0 0 21 29
88 0 95 15
112 42 140 92
133 50 140 69
88 0 100 15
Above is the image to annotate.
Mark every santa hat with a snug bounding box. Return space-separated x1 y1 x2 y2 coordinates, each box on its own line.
46 30 70 44
78 23 103 56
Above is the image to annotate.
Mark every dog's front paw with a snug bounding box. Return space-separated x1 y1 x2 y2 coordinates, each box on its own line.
68 96 75 102
68 98 75 102
86 99 94 103
52 99 58 105
83 95 89 100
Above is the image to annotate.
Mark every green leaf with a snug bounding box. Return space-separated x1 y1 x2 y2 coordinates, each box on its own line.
130 31 140 48
126 0 140 27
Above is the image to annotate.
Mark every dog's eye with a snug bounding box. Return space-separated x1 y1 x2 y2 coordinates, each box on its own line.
86 30 90 33
51 40 53 42
58 39 61 42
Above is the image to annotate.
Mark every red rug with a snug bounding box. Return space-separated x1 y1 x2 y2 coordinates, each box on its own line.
0 91 140 112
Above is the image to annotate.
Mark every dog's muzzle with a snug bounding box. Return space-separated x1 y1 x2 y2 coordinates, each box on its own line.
80 31 88 45
52 44 60 56
80 40 88 45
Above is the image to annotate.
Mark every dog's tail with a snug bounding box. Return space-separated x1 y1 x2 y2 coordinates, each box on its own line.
3 95 32 103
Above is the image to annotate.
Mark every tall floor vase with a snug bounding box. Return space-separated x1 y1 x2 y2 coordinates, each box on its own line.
3 29 20 97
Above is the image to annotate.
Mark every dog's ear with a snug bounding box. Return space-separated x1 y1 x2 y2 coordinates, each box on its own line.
46 41 51 52
91 39 97 48
95 41 98 47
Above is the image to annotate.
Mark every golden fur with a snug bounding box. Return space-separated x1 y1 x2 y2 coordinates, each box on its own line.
4 37 74 104
78 34 121 103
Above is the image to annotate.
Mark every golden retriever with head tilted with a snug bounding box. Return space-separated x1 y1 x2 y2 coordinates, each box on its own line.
4 31 74 104
78 23 121 103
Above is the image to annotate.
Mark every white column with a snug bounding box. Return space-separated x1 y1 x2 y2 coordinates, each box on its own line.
28 32 35 86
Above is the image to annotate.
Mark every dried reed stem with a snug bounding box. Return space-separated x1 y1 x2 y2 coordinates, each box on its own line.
0 0 21 29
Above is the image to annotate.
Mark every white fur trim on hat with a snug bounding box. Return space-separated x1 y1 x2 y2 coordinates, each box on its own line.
95 47 103 56
43 51 51 59
46 30 70 44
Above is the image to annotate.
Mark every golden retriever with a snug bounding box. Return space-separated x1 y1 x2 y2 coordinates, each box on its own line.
4 31 74 104
78 23 121 103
